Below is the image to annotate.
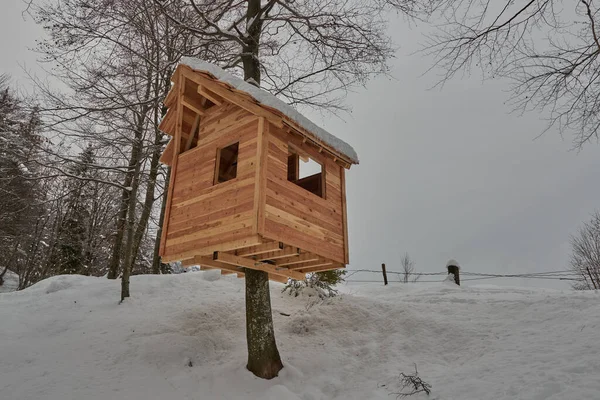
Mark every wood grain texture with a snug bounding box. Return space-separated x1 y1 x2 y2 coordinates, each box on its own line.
254 117 269 235
159 68 185 256
159 66 353 276
161 234 262 263
162 101 259 259
179 64 355 166
340 166 350 264
262 123 346 263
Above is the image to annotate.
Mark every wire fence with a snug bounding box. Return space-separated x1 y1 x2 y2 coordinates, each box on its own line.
344 268 584 284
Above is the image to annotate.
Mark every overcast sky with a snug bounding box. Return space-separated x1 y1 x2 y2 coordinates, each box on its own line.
2 2 599 288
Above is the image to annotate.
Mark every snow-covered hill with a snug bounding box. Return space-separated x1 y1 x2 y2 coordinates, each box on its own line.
0 272 598 400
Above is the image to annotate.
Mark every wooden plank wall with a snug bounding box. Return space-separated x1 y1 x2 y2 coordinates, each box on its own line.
262 123 346 263
162 103 259 259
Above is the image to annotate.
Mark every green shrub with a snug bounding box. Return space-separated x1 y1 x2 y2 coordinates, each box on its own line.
282 269 346 299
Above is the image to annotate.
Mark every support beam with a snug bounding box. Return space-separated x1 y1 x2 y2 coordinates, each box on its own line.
340 167 349 264
298 264 345 274
181 67 284 128
161 234 263 262
275 253 320 267
235 241 283 257
253 117 269 235
183 114 201 152
198 85 223 106
181 95 207 116
256 246 300 261
180 258 197 267
214 252 304 280
288 259 333 270
159 68 184 257
194 256 245 275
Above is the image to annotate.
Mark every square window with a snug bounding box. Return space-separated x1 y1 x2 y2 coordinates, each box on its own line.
287 146 325 198
215 142 239 184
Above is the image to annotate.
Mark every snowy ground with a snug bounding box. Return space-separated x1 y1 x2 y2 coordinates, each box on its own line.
1 272 599 400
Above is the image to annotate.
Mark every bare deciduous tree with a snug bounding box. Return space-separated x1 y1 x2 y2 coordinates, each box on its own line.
420 0 600 148
153 0 397 112
570 211 600 290
400 253 419 283
152 0 418 380
30 0 220 298
24 0 435 380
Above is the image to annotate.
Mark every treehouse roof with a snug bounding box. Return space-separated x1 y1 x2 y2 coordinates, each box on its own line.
166 57 358 165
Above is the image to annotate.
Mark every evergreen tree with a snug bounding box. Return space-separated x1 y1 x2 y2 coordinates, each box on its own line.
0 75 46 284
283 270 346 299
47 146 96 275
0 76 41 238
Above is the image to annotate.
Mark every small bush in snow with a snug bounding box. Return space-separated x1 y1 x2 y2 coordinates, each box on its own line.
282 270 346 299
389 364 432 398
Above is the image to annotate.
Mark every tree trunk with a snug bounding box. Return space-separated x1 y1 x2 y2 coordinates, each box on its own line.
242 0 263 86
150 66 173 275
1 243 19 287
108 94 150 280
129 59 170 274
0 265 7 286
128 135 162 272
241 0 283 379
120 172 139 301
245 269 283 379
106 168 135 279
151 167 170 274
120 104 149 300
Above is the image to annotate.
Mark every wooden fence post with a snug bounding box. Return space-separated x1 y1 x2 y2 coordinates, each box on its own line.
446 259 460 286
381 263 388 285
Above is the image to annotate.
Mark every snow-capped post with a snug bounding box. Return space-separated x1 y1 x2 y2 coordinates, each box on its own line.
382 263 388 285
446 260 460 286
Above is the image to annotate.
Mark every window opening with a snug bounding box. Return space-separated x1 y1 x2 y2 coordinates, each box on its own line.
287 146 324 198
215 142 239 184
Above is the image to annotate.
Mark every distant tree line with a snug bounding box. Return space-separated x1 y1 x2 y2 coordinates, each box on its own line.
0 0 192 289
0 74 157 289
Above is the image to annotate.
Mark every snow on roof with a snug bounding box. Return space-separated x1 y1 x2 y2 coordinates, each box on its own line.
179 57 359 164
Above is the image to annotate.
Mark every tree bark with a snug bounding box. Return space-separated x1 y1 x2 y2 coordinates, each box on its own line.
120 169 139 301
242 0 263 86
120 99 150 300
128 134 162 272
241 0 283 379
245 269 283 379
108 82 151 281
0 265 8 286
151 167 170 274
106 160 136 279
129 44 172 274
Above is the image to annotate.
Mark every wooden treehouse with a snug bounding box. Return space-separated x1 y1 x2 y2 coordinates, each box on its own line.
158 57 359 283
